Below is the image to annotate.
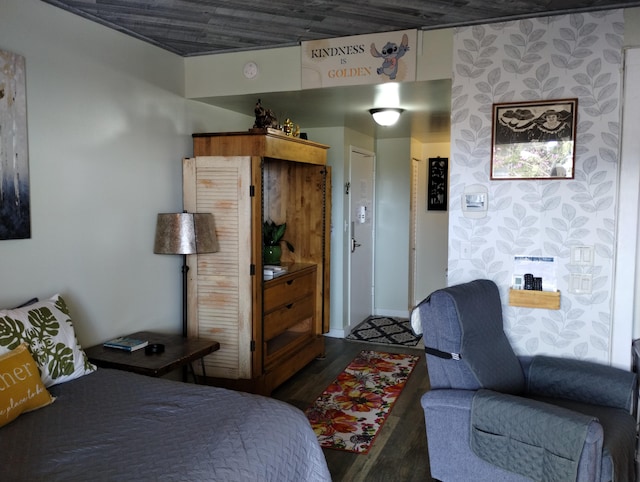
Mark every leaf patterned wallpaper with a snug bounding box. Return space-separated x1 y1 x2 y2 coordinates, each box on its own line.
448 10 623 363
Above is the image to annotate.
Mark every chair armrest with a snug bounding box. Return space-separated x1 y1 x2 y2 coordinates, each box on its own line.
420 388 475 410
526 355 637 411
472 389 604 481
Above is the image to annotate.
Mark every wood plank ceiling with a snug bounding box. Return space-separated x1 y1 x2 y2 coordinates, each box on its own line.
42 0 640 57
39 0 640 141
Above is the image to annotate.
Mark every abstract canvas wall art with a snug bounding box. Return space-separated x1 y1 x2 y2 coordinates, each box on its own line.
0 49 30 240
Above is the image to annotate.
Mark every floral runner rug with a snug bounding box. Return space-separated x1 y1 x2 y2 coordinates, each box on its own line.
305 350 420 454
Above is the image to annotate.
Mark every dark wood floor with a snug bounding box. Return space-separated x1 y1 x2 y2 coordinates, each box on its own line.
271 336 435 482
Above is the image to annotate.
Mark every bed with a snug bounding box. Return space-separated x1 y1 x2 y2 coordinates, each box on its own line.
0 368 330 481
0 295 331 481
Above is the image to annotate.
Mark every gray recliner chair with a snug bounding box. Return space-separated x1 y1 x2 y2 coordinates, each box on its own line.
412 279 637 482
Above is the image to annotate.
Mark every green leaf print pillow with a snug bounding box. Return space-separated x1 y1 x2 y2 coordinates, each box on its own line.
0 294 96 387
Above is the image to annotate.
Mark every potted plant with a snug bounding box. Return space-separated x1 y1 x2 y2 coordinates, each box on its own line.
263 219 294 265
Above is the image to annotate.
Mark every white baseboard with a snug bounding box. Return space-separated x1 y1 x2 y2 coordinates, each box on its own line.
325 329 346 338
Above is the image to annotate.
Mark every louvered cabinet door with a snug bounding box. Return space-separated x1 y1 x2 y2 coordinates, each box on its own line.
183 156 254 380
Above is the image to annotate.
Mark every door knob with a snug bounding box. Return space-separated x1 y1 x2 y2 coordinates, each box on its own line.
351 237 361 253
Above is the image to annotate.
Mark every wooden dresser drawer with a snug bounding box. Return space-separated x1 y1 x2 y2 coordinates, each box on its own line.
263 266 316 313
263 295 314 340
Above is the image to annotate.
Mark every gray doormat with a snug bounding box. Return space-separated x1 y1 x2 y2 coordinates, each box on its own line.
346 316 422 347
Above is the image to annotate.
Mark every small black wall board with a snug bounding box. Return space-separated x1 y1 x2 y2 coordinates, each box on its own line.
427 157 448 211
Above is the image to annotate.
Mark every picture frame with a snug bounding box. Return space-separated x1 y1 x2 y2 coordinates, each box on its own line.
490 98 577 180
0 49 30 240
427 157 448 211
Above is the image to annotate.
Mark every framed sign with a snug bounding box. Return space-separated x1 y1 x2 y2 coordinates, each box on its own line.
301 30 417 89
427 157 448 211
491 98 577 180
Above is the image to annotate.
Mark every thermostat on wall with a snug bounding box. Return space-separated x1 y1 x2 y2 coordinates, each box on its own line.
461 184 488 218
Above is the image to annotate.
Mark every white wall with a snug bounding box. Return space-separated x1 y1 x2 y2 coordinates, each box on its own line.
186 47 302 97
448 10 625 364
0 0 250 346
413 141 450 306
184 30 454 99
374 137 411 316
618 47 640 346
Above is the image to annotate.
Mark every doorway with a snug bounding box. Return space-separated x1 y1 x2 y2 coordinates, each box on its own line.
409 148 450 308
348 147 376 330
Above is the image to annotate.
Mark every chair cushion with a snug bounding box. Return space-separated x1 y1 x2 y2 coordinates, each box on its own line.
423 280 525 393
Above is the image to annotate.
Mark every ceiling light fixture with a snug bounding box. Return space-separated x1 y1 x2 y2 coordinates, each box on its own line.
369 108 404 127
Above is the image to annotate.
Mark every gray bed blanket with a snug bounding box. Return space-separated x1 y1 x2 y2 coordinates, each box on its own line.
0 369 331 481
471 388 595 481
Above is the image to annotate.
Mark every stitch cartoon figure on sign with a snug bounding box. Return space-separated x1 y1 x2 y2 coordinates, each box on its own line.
370 33 409 80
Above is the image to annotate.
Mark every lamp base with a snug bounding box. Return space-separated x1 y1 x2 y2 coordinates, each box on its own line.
182 255 189 337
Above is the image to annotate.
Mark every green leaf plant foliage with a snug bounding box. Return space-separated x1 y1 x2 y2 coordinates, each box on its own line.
263 219 295 252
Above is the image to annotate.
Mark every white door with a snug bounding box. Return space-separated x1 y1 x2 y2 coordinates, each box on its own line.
348 148 375 328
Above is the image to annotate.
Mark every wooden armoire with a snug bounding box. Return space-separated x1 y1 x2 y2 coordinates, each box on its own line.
183 129 331 395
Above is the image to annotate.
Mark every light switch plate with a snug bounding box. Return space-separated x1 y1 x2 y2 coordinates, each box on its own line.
569 273 592 294
570 246 594 266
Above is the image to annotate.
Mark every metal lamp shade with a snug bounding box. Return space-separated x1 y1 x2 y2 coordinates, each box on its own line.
154 213 218 255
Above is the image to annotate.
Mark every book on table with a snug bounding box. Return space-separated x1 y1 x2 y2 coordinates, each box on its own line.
263 264 288 280
103 336 148 352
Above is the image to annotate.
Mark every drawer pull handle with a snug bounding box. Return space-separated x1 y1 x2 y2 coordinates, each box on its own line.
286 280 294 285
286 303 294 309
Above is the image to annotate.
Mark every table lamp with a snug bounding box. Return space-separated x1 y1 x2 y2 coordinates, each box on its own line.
154 212 218 337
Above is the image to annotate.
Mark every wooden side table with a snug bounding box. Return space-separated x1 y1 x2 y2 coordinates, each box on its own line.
85 330 220 382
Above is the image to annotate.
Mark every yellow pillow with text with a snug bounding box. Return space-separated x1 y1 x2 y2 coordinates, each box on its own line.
0 343 55 427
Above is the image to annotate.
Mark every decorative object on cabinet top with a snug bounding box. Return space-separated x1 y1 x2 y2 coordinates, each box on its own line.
253 99 278 129
252 99 301 137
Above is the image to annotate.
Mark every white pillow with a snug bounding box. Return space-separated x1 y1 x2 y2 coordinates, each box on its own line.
0 294 96 387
